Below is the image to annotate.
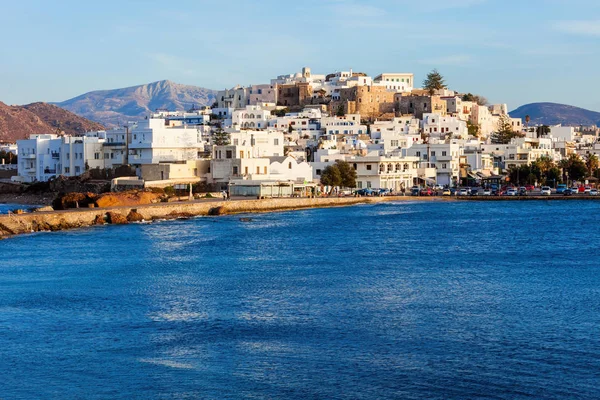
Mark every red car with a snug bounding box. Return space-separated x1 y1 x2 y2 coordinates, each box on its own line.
525 185 535 191
420 188 433 196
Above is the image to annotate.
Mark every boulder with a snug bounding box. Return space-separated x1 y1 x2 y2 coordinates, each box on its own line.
106 212 128 225
126 210 145 222
208 206 227 216
95 191 162 208
93 214 106 225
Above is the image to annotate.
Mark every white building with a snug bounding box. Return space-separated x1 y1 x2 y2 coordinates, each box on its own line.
373 73 414 92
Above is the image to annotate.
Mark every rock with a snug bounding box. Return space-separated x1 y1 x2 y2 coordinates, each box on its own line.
93 214 106 225
208 206 226 216
33 206 54 213
126 210 145 222
53 192 97 210
239 217 252 222
95 191 162 208
106 212 128 225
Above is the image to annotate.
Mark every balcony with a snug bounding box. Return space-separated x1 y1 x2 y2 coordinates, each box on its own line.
43 169 57 174
104 142 126 147
22 154 36 159
436 155 452 162
51 152 59 159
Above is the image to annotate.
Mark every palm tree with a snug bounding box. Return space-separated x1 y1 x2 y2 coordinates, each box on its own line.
586 153 599 176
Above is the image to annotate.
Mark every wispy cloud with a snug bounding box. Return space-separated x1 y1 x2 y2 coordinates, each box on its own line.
418 55 474 66
553 20 600 36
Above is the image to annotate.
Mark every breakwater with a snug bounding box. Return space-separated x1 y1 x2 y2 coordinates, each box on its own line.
0 196 443 239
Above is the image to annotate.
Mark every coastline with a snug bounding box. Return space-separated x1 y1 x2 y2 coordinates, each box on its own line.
0 196 448 239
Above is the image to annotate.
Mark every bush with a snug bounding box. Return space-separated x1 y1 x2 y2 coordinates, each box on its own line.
163 186 175 196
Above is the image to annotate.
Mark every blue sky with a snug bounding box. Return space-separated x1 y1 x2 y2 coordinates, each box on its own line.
1 0 599 111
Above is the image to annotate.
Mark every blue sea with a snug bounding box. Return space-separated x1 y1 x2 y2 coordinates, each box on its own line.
1 201 600 399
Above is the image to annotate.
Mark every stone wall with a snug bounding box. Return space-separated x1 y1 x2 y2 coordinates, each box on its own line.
0 196 433 238
329 86 396 120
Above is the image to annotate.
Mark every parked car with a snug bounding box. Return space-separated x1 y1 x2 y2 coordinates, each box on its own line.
556 184 567 194
540 186 552 196
584 186 592 194
572 186 581 193
458 188 469 196
590 189 598 196
563 188 574 196
420 187 433 196
505 188 518 196
525 184 535 191
411 186 420 196
355 188 373 196
519 187 527 196
470 187 479 196
483 188 492 196
442 189 452 196
433 184 444 190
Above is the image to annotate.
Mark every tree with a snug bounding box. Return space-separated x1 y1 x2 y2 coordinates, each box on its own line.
423 69 446 95
490 114 523 144
560 154 587 183
467 120 480 138
213 128 230 146
320 165 342 189
586 153 598 176
535 125 550 138
336 104 345 117
335 160 357 188
462 93 487 106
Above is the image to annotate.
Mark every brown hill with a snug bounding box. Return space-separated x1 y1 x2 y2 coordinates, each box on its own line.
0 102 105 142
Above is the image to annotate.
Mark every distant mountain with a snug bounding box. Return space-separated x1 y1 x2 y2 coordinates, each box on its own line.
55 80 218 127
510 102 600 127
0 102 105 142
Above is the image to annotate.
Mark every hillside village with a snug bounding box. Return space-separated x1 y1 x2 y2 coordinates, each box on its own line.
4 67 600 195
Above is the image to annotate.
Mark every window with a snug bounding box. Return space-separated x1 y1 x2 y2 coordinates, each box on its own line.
245 166 248 175
234 139 239 145
226 150 232 159
416 151 421 157
316 169 322 176
367 181 372 188
104 153 109 159
94 153 100 160
442 164 447 169
366 165 372 171
257 166 260 174
288 162 292 169
431 151 436 156
233 166 239 175
274 139 279 145
264 166 267 174
442 151 447 156
64 167 70 173
75 166 80 173
66 153 70 160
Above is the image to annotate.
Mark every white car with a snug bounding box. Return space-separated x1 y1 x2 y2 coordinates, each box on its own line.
505 188 518 196
458 189 468 196
540 186 552 196
590 189 598 196
483 188 492 196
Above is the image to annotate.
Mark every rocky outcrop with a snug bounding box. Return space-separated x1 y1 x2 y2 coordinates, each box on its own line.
95 191 161 208
53 192 97 210
106 212 128 225
0 196 419 239
126 210 145 222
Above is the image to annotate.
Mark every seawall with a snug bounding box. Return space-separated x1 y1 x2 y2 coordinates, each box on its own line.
0 196 444 239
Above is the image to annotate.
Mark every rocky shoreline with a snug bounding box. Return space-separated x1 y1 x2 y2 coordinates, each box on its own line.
0 196 444 239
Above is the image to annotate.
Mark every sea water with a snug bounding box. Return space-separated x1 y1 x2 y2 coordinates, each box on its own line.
1 201 599 399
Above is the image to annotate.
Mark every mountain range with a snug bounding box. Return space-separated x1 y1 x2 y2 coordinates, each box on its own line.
510 102 600 127
0 102 105 142
55 80 218 127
